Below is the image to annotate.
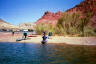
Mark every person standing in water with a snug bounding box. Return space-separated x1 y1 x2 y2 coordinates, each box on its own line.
42 31 47 44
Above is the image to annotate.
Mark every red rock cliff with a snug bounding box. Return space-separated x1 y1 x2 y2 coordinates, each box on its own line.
35 11 63 27
67 0 96 29
35 0 96 28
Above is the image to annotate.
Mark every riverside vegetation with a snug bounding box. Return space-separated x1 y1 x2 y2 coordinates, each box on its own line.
36 12 96 37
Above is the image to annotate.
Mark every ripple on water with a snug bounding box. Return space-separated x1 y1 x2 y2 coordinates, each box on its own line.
0 42 96 64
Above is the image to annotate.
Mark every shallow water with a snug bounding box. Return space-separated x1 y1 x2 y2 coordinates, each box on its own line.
0 42 96 64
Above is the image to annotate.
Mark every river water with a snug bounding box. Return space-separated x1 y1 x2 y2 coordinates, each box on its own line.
0 42 96 64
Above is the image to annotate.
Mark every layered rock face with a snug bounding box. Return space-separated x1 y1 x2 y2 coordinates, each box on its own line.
0 19 18 30
67 0 96 15
35 11 63 27
35 0 96 29
67 0 96 29
0 19 11 29
19 22 36 30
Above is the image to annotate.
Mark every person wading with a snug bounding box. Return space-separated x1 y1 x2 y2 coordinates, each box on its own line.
42 31 47 44
23 31 28 39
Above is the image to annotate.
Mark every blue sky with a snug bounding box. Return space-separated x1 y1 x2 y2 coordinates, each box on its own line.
0 0 83 26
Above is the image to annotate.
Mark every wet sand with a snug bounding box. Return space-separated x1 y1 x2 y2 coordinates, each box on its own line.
0 32 96 45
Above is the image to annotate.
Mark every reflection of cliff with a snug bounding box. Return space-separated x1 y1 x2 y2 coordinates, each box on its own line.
35 11 63 27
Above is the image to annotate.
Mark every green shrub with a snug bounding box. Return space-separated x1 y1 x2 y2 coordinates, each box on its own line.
56 12 94 37
36 12 95 37
36 22 56 35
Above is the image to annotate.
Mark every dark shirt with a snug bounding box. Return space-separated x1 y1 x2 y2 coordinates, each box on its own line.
42 35 47 41
24 32 27 36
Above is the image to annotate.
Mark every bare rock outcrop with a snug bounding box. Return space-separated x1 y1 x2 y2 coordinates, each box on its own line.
35 11 63 27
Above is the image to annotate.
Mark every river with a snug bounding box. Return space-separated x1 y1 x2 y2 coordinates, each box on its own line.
0 42 96 64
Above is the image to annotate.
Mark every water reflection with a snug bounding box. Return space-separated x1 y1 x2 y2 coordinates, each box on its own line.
0 42 96 64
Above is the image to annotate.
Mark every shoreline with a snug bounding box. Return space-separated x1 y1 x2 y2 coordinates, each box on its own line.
19 36 96 45
0 32 96 45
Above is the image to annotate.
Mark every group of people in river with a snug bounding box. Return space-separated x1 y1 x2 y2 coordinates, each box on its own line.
23 31 52 44
14 30 52 44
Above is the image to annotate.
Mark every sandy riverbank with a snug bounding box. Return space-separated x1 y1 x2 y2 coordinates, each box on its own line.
20 36 96 45
0 32 96 45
